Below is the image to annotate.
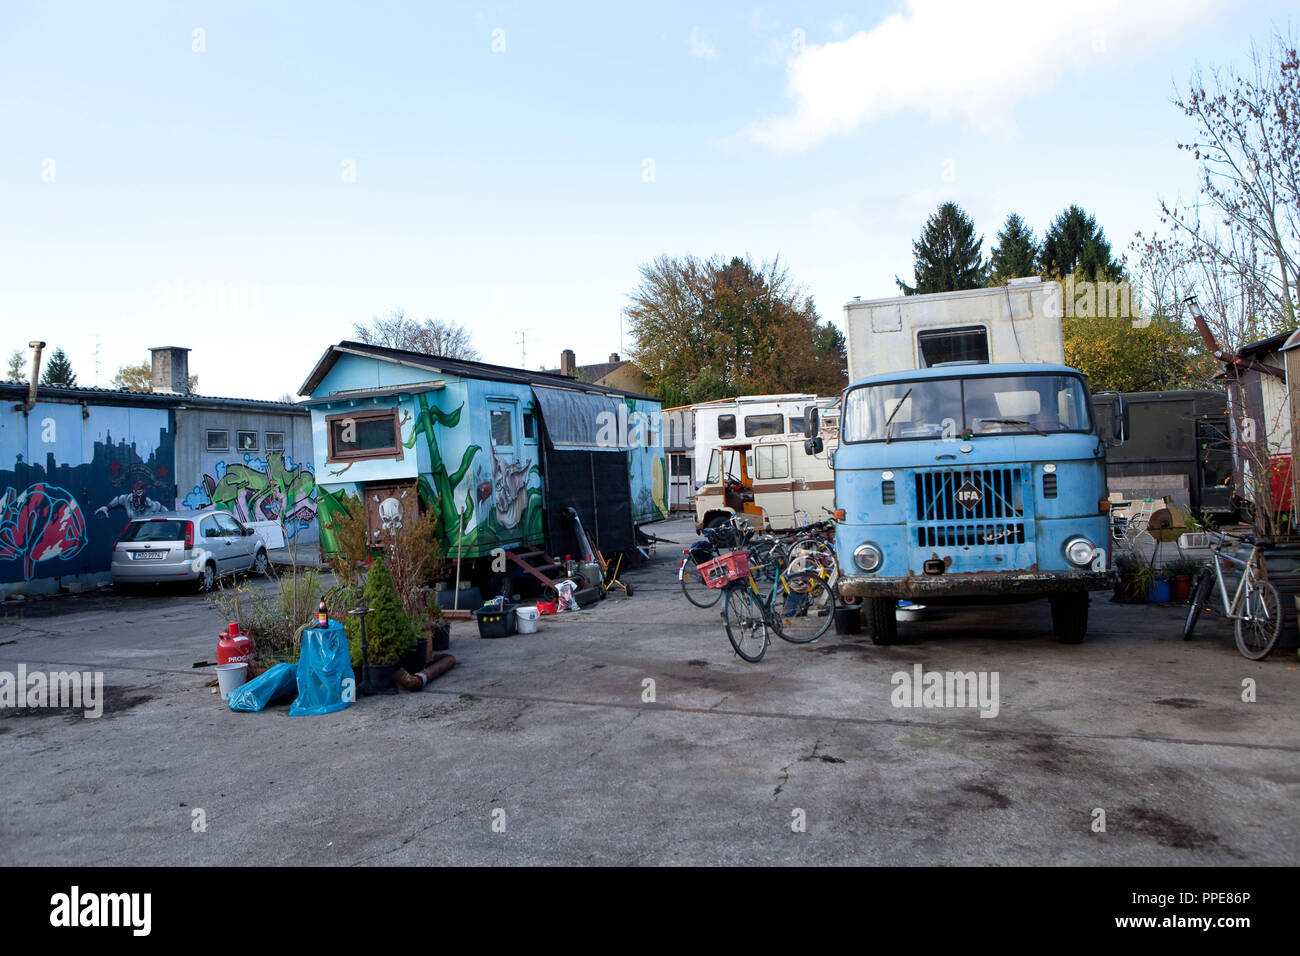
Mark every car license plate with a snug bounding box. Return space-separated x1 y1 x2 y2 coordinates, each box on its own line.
132 551 166 561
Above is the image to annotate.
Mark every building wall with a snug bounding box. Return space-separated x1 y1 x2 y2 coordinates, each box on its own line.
1 398 175 595
175 407 318 542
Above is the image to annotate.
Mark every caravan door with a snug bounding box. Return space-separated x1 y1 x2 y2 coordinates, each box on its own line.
749 442 796 529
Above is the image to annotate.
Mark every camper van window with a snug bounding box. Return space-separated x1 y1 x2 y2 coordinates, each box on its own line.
788 415 806 434
327 408 403 462
755 444 790 480
918 326 989 367
744 413 784 437
706 449 722 484
491 410 513 447
718 415 736 439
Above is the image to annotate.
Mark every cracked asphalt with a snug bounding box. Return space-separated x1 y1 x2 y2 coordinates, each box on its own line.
2 517 1297 865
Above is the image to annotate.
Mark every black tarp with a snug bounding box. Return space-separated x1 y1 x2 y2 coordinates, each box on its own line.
533 386 636 555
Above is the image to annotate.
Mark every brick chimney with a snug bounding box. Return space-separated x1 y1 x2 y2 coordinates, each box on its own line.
560 349 576 376
150 346 191 395
608 352 620 363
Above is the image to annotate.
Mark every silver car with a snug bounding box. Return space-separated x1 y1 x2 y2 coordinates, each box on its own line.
110 510 270 591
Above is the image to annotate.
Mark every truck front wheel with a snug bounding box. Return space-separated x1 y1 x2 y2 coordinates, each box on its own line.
1049 592 1088 644
867 597 900 645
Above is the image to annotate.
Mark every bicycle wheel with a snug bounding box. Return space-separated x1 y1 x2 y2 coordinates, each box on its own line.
723 584 768 662
1235 577 1283 660
1182 569 1213 641
747 538 784 583
773 572 835 643
680 554 722 608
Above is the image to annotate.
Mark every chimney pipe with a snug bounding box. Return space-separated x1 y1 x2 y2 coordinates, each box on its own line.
150 346 192 395
23 341 45 412
560 349 576 377
609 352 620 364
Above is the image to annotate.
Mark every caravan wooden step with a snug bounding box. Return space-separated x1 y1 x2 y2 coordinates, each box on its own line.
503 548 560 588
514 550 548 563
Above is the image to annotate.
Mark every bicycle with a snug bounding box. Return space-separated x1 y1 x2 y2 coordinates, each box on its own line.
1182 530 1285 660
703 549 835 662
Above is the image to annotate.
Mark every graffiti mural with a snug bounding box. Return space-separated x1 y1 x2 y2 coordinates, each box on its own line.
182 451 317 538
0 483 88 580
0 404 174 587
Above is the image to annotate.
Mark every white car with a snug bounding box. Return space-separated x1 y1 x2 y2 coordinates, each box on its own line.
110 510 270 592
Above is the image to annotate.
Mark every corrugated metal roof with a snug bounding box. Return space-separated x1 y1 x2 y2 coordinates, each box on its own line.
0 381 307 413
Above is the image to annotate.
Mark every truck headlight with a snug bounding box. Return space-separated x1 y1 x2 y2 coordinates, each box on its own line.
854 543 883 573
1065 537 1096 567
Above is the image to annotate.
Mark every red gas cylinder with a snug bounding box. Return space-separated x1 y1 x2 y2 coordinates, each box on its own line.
218 621 253 667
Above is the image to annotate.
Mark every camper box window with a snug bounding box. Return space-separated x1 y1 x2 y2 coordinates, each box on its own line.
918 326 989 367
744 413 784 437
718 414 737 440
326 408 403 462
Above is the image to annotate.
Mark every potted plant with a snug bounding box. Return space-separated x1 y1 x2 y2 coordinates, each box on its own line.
346 556 418 693
1113 554 1146 603
1162 557 1204 602
1133 560 1169 603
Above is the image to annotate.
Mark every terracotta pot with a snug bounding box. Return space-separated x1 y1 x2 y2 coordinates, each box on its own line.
1170 574 1192 602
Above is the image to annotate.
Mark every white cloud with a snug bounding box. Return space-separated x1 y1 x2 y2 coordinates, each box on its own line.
740 0 1218 152
689 25 719 61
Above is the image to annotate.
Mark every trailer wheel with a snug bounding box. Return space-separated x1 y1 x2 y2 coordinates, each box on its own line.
1050 592 1088 644
867 597 900 645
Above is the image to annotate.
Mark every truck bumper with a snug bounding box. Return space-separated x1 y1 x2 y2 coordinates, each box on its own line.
838 569 1117 601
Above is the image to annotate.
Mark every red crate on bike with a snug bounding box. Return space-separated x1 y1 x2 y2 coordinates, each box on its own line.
699 550 750 589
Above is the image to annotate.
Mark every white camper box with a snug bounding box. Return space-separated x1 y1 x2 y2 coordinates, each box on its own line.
844 276 1065 381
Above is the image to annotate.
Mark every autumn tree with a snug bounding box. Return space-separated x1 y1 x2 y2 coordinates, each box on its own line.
1064 310 1214 392
896 202 986 294
5 350 23 382
353 310 480 361
625 254 845 404
1137 30 1299 351
986 213 1040 285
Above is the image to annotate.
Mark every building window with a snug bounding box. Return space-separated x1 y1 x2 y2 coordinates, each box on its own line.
326 408 404 462
265 432 285 452
755 444 789 480
491 409 513 447
744 413 784 437
237 431 258 451
207 430 229 451
718 414 736 440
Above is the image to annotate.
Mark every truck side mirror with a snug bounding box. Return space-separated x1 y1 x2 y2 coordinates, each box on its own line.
804 436 824 455
1112 395 1129 445
804 407 820 439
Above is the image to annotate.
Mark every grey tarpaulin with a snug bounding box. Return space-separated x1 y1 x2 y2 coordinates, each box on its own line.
530 386 623 452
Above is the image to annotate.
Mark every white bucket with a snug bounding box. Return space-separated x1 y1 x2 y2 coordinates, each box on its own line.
516 606 540 634
216 662 248 699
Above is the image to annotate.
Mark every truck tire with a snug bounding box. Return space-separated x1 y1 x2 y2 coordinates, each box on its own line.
867 597 900 645
1050 592 1088 644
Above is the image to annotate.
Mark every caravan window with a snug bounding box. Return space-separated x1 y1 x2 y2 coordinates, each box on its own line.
717 414 737 439
918 326 989 367
327 408 403 462
491 410 513 447
755 444 789 480
744 413 784 437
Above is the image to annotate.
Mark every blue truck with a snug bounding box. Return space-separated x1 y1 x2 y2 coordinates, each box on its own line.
821 280 1126 644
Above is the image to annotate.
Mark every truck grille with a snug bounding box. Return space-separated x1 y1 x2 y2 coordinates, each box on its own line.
913 468 1026 548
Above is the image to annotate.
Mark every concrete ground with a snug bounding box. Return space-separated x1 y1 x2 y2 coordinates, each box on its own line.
1 516 1296 866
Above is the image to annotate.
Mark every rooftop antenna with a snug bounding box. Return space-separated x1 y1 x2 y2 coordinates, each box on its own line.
514 329 534 368
93 338 101 386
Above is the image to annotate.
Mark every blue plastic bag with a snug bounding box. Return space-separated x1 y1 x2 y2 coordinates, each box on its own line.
289 620 355 716
227 662 299 712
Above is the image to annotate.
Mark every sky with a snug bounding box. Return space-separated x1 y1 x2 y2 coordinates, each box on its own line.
0 0 1294 399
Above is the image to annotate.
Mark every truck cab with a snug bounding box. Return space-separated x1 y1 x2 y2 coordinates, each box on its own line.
831 362 1121 644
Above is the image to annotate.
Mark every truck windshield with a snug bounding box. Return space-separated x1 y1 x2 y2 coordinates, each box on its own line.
842 373 1091 443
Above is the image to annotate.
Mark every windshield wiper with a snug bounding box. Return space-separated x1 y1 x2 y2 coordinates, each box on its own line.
883 388 912 444
976 418 1045 436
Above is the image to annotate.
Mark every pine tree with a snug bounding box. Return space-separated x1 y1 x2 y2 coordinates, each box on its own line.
896 202 986 295
40 347 77 387
347 555 417 667
1040 205 1123 281
986 213 1040 285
